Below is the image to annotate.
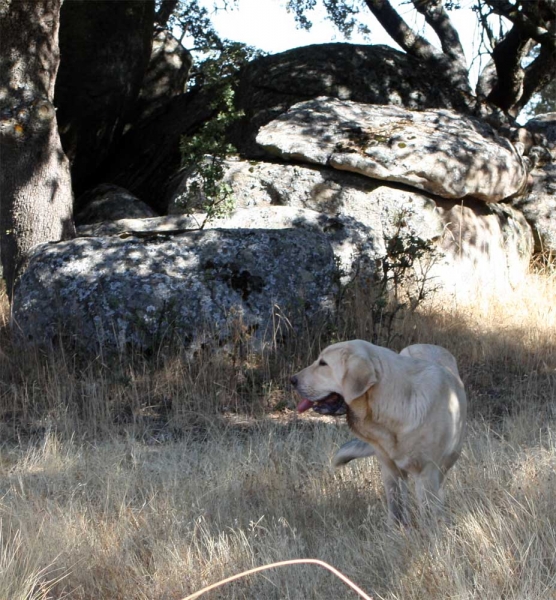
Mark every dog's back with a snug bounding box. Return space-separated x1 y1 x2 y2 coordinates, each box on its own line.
399 343 460 377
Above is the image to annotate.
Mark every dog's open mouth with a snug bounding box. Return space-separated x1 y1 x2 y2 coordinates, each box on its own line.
297 393 347 416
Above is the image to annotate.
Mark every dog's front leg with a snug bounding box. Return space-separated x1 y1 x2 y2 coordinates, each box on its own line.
332 439 375 467
381 466 409 526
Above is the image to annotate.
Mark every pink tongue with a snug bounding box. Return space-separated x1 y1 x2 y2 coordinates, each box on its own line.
297 399 314 413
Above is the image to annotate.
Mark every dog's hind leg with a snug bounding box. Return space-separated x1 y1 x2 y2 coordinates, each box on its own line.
415 464 445 520
332 439 375 467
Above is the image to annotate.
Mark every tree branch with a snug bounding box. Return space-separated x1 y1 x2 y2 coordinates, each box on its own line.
479 0 555 115
486 23 535 114
484 0 556 45
155 0 179 27
476 0 497 49
412 0 467 65
363 0 441 61
514 42 556 113
363 0 472 95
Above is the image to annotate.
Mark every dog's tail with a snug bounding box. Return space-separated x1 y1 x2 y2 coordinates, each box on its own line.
332 439 375 467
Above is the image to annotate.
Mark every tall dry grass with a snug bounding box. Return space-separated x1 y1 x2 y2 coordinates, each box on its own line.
0 266 555 599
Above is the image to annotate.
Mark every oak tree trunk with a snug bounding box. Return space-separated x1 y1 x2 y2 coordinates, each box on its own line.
0 0 75 299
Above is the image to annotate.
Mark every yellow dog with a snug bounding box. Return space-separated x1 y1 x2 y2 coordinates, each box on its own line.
291 341 467 524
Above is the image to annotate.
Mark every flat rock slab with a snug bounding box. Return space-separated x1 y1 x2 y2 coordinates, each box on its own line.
256 97 527 202
12 229 337 351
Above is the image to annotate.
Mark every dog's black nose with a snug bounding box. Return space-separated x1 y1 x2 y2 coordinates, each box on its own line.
290 375 298 387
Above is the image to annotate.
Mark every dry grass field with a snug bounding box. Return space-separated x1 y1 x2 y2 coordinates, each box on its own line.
0 265 555 599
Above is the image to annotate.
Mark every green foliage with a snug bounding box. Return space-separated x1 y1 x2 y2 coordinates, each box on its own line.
191 41 264 88
530 78 556 115
380 211 439 304
179 84 243 226
332 208 442 346
155 1 265 89
340 208 440 346
322 0 370 38
286 0 370 38
165 3 264 226
156 0 231 51
287 0 317 31
173 9 263 225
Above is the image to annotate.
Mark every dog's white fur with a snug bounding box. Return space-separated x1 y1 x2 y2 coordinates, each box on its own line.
292 341 467 524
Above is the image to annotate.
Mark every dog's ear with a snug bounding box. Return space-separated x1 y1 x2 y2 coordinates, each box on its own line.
341 353 378 403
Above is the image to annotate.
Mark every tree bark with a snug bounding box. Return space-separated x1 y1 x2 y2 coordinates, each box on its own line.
0 0 75 299
412 0 467 65
516 42 556 114
364 0 440 61
155 0 179 27
486 25 535 114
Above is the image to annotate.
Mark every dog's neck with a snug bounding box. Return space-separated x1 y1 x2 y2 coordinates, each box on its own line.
346 390 398 463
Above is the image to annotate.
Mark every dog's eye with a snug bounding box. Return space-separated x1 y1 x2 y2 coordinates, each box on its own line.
318 359 328 367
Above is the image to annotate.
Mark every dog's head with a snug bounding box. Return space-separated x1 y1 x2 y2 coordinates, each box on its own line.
290 341 379 414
